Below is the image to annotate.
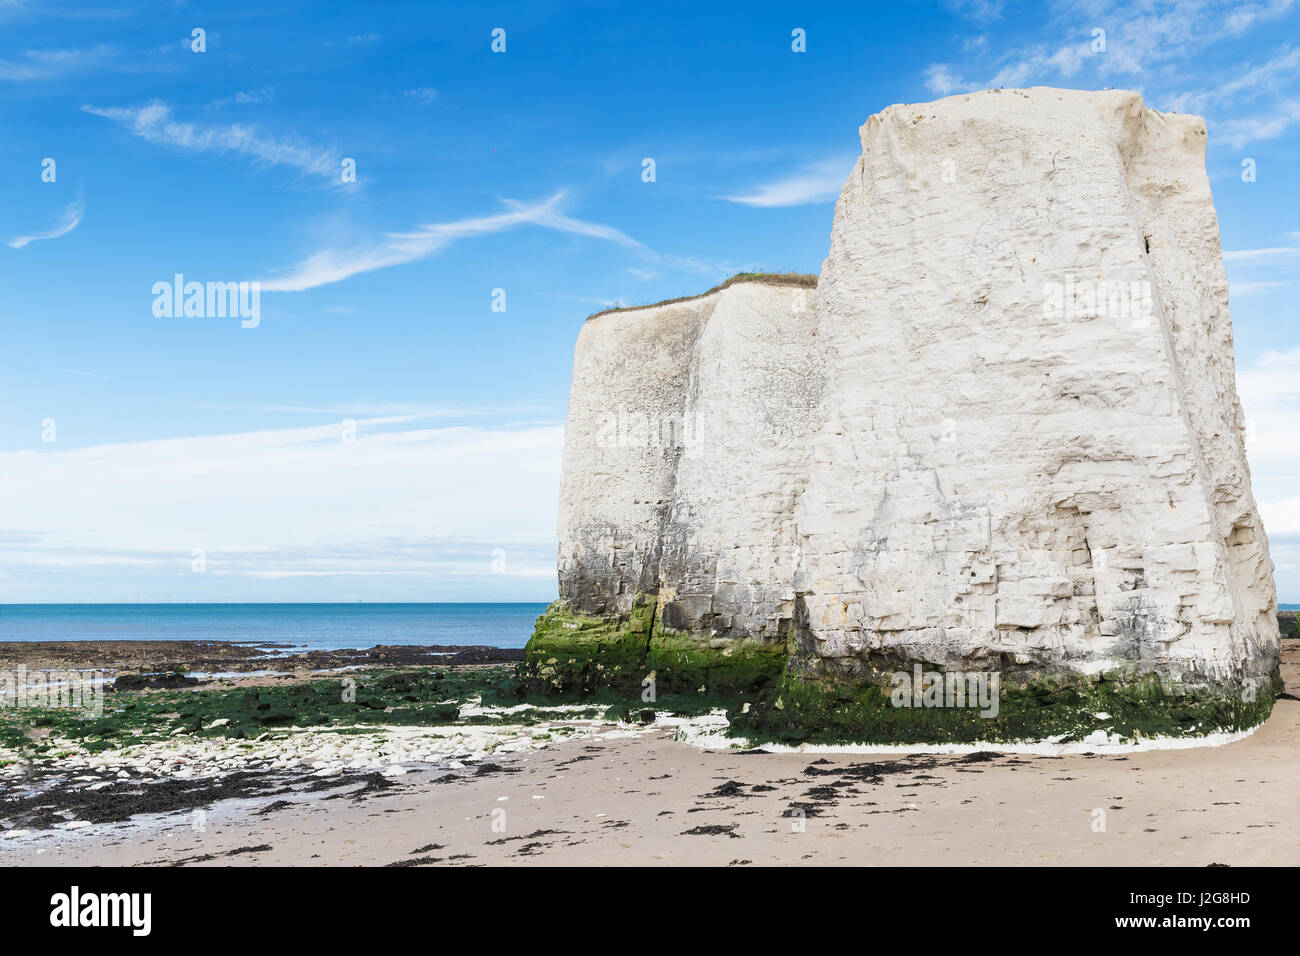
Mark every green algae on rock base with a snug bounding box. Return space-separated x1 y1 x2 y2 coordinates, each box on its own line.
727 667 1282 747
520 598 1282 746
520 597 787 698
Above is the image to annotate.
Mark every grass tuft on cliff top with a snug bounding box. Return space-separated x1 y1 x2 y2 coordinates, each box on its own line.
587 271 818 320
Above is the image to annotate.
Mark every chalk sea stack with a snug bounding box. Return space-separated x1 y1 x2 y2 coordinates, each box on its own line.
523 88 1281 744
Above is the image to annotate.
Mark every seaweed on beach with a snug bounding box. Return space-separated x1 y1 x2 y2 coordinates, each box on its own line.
680 823 741 838
0 664 584 757
0 764 396 832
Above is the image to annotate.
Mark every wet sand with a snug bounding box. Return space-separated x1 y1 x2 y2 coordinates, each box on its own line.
6 641 1299 867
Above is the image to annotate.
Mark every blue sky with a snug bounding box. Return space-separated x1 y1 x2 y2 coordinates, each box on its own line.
1 0 1298 603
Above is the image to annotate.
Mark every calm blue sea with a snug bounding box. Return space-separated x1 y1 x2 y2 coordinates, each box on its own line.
0 603 548 652
1 602 1291 653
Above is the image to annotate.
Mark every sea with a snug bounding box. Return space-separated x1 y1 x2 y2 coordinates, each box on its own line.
0 603 549 653
0 602 1293 653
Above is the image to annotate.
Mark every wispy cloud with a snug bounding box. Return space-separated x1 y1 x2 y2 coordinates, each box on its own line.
941 0 1005 24
717 157 854 208
541 291 624 308
1229 281 1287 294
1233 344 1300 599
1238 346 1300 533
1223 244 1300 262
403 87 438 105
82 101 342 183
7 199 83 248
924 63 970 96
1217 100 1300 147
922 0 1300 118
1164 47 1300 114
159 400 554 419
925 39 1095 95
0 417 563 600
0 43 115 81
1262 503 1300 536
208 87 275 109
260 190 647 292
55 367 108 380
1224 0 1300 35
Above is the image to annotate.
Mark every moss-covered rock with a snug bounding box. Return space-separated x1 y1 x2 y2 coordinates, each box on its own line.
727 665 1282 747
521 597 1283 745
520 597 657 696
526 606 1281 745
645 629 787 697
520 597 785 699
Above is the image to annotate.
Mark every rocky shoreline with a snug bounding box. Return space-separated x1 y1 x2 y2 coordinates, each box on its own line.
1280 609 1298 637
0 641 630 841
521 601 1296 746
0 639 524 676
3 623 1297 848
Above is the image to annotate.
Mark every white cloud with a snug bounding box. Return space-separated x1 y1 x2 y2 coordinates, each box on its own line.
403 87 438 105
924 63 973 96
717 157 854 208
1261 499 1300 534
1229 281 1286 294
1238 345 1300 489
1164 47 1300 114
0 43 115 81
6 199 83 248
0 416 564 600
1239 345 1300 409
989 40 1094 88
1223 244 1300 262
1224 0 1299 35
1236 344 1300 596
942 0 1005 24
208 87 275 109
82 101 342 183
168 399 551 418
542 291 622 308
260 190 648 292
1216 100 1300 147
920 0 1300 122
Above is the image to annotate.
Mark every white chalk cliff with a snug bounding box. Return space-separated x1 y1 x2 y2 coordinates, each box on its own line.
555 88 1279 699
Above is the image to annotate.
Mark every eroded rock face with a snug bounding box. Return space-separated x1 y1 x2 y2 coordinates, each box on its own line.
557 279 820 641
537 88 1279 738
798 87 1276 696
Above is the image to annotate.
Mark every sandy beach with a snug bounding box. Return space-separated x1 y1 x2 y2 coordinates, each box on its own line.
7 701 1299 867
3 635 1297 867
